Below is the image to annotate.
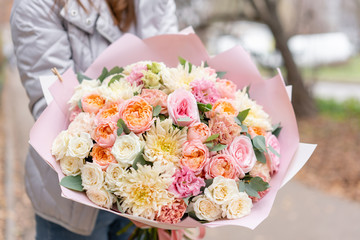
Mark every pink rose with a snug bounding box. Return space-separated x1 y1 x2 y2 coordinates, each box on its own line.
81 93 106 114
190 78 220 104
204 154 243 180
92 122 117 148
209 115 241 145
180 140 209 175
226 135 257 173
96 101 122 124
187 122 211 143
140 89 168 115
155 199 187 224
265 133 281 175
215 79 237 99
167 89 200 127
168 167 205 198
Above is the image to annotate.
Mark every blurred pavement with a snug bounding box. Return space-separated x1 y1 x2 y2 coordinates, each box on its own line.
313 81 360 101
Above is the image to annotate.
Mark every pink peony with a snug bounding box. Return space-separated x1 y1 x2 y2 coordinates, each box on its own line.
215 79 237 99
180 140 209 175
209 115 241 145
204 154 244 180
226 135 257 173
168 167 205 198
167 89 200 127
265 133 281 175
187 122 211 143
92 122 117 148
190 78 220 104
155 199 187 224
140 89 168 115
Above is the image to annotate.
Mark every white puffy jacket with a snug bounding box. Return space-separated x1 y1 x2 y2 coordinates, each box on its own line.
10 0 178 235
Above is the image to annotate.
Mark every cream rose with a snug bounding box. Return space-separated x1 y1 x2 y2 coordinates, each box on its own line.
86 187 115 209
193 195 222 221
51 130 71 161
67 132 93 159
81 163 104 190
105 163 127 191
59 156 84 176
204 176 239 205
111 132 143 166
222 192 252 219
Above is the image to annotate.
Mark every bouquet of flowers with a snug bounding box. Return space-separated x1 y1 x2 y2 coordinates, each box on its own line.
30 30 316 238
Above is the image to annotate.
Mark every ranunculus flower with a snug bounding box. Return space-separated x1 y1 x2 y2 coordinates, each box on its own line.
192 195 222 221
52 130 71 161
67 132 93 159
180 140 209 175
91 145 117 170
155 199 187 224
204 176 239 205
111 132 143 167
81 93 106 114
209 115 241 145
140 89 168 115
265 133 281 175
209 99 238 118
167 89 200 127
222 192 252 219
96 101 122 124
248 126 266 138
187 122 211 143
86 187 115 209
59 156 84 176
119 96 153 134
168 167 205 198
92 122 117 148
215 79 237 99
68 112 96 135
204 154 244 180
190 78 220 104
81 162 104 190
226 135 257 174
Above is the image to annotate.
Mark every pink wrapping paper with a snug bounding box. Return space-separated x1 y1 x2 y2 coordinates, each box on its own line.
30 32 315 230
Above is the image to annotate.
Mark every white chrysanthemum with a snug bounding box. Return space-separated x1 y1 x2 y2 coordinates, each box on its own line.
52 130 71 161
97 78 142 101
160 63 217 94
67 132 93 159
204 176 239 205
60 156 84 176
105 163 127 192
67 112 96 135
117 164 174 220
86 187 115 209
192 195 222 221
222 192 252 219
111 132 144 167
234 88 272 131
143 119 187 167
68 79 100 110
81 162 104 190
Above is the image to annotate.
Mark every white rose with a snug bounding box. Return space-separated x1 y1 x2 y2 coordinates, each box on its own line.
81 163 104 190
111 132 143 167
86 187 115 209
222 192 253 219
67 132 93 159
68 112 96 135
193 195 222 221
68 79 100 110
105 163 126 192
60 156 84 176
52 130 71 161
204 176 239 205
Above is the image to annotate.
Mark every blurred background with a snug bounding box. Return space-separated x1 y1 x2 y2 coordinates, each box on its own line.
0 0 359 239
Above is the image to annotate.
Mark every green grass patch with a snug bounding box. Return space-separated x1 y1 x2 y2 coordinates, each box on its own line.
316 97 360 121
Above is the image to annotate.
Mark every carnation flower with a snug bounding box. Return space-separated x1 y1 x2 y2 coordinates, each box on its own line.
68 112 96 135
222 192 252 219
209 115 241 145
59 156 84 176
81 162 104 190
192 195 222 221
86 187 115 209
204 176 239 205
155 199 187 224
168 167 205 198
144 119 187 167
190 78 220 104
111 132 143 167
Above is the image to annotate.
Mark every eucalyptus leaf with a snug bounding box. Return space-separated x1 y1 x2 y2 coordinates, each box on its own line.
205 142 214 149
253 135 267 152
117 118 130 134
272 123 282 137
255 150 266 163
234 116 242 126
204 61 209 68
250 176 270 192
204 178 214 188
117 126 123 136
205 134 219 142
238 181 246 192
152 105 161 117
98 67 109 83
77 99 83 111
216 71 226 78
60 175 84 192
77 72 91 83
132 153 147 170
177 117 192 122
268 145 281 158
245 85 251 96
210 144 227 152
197 103 212 112
237 108 250 123
108 66 124 76
245 184 260 198
240 124 248 133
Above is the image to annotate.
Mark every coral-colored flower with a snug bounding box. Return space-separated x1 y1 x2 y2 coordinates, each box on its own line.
187 122 211 143
91 144 117 170
155 199 187 224
215 79 237 99
180 140 209 175
119 96 153 134
248 126 266 138
209 115 241 145
190 78 220 104
96 101 122 124
92 122 117 148
265 133 281 175
81 93 106 114
204 154 243 180
168 167 205 198
140 89 168 115
209 99 238 118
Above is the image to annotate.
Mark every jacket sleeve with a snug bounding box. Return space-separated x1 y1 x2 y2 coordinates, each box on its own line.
10 0 74 120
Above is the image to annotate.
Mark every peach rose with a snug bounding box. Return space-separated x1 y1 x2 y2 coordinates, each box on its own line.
215 79 237 99
204 154 243 180
187 122 211 143
265 133 281 175
96 101 122 124
167 89 200 127
81 93 106 114
92 122 117 148
180 140 209 175
209 99 238 118
119 96 153 134
91 144 117 170
226 135 257 173
248 126 266 138
140 89 168 115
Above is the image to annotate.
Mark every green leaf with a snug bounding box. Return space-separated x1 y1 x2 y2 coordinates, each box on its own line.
216 71 226 78
77 99 83 111
245 184 260 198
117 119 130 134
236 108 251 123
108 74 124 86
250 177 270 192
253 135 267 152
255 150 266 163
117 125 123 136
177 117 192 122
108 66 124 76
210 144 227 152
204 61 209 68
245 85 251 96
238 181 246 192
197 102 212 112
158 114 166 121
116 221 132 236
272 123 282 137
240 124 248 133
60 175 84 192
205 134 219 142
132 152 147 170
76 73 91 83
178 56 186 66
152 105 161 117
98 67 109 83
204 178 214 188
205 142 214 149
268 145 281 158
